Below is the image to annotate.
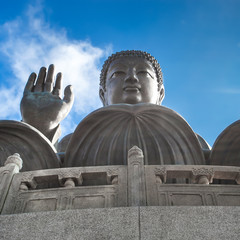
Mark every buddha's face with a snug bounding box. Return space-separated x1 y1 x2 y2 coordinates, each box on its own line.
100 56 165 106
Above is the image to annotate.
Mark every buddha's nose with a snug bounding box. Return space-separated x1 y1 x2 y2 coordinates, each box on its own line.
124 71 139 83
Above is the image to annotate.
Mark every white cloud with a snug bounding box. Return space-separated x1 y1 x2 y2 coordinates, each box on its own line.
0 4 111 137
0 84 22 119
216 88 240 94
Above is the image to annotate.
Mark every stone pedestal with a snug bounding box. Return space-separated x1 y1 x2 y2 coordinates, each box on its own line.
1 206 239 240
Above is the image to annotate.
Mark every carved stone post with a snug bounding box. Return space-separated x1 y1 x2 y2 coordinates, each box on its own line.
235 172 240 185
0 153 22 213
58 169 83 187
191 167 214 184
127 146 146 206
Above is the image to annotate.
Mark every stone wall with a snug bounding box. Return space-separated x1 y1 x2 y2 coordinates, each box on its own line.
1 152 240 239
1 206 240 240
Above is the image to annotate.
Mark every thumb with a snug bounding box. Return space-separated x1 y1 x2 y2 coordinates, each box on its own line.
63 85 74 104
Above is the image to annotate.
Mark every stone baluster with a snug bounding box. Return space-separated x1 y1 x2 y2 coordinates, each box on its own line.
127 146 146 206
235 172 240 185
58 169 83 188
191 167 214 184
0 153 22 213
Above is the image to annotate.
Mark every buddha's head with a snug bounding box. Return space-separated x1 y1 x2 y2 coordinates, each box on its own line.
99 50 165 106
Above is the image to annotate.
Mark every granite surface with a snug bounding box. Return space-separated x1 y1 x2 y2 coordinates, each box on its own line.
1 206 240 240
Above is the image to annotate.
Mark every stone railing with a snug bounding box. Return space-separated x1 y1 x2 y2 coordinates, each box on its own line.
1 146 240 215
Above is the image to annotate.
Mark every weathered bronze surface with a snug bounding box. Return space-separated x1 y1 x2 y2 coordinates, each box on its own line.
210 120 240 167
20 64 74 145
99 53 165 106
0 120 60 171
65 104 205 167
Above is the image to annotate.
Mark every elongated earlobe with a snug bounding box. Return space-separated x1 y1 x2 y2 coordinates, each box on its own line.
160 87 165 101
157 85 165 105
99 88 106 106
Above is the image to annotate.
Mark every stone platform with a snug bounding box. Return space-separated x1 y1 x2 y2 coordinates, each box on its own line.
1 206 240 240
1 151 240 239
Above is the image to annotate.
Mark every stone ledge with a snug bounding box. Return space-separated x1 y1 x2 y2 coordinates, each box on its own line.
0 207 139 240
140 206 240 240
1 206 240 240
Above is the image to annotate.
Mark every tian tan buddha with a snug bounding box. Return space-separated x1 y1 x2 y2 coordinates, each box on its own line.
0 50 239 171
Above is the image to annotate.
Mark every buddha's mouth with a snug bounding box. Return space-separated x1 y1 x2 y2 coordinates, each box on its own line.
123 85 141 92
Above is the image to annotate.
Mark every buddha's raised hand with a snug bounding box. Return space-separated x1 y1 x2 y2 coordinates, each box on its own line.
20 64 74 141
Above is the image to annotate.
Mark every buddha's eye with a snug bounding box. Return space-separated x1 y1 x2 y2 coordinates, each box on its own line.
137 71 153 78
111 71 125 78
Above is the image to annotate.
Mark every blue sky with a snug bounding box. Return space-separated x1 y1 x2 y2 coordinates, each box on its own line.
0 0 239 146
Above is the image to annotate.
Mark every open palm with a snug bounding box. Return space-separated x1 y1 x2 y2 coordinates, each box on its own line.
20 64 74 138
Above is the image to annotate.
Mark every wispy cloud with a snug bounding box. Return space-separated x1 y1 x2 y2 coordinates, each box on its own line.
0 85 22 119
215 88 240 94
0 3 111 136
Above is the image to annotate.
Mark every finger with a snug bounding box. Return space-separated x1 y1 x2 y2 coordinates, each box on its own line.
24 72 37 94
63 85 74 104
52 72 62 96
34 67 46 92
44 64 54 92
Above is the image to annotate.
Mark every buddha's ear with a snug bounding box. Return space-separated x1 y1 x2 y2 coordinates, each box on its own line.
99 87 106 106
158 84 165 105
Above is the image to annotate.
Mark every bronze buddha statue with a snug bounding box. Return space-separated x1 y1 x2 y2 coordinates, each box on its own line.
1 50 219 170
18 50 207 167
